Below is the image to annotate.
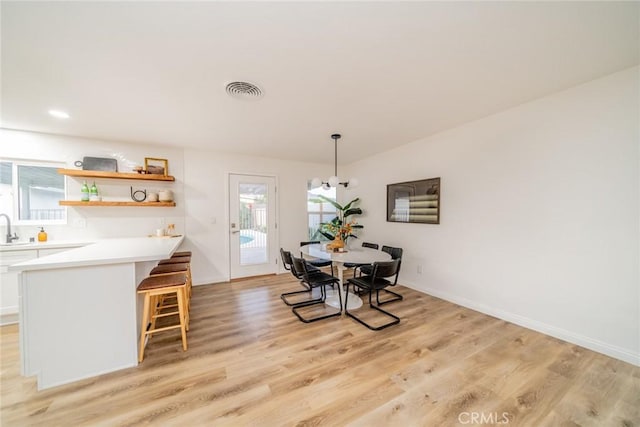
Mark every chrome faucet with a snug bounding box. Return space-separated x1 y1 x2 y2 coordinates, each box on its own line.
0 214 19 244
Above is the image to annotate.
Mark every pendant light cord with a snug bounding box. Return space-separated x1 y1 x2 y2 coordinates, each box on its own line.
331 133 341 177
334 136 338 176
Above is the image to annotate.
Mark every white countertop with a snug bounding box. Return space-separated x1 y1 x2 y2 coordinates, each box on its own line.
10 236 184 271
0 240 90 252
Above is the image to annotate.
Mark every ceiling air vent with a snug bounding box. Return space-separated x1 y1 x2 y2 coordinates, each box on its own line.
225 81 264 100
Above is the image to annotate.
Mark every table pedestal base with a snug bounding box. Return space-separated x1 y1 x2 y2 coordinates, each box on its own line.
325 289 362 310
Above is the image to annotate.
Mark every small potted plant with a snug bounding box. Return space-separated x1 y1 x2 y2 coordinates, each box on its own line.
313 196 364 249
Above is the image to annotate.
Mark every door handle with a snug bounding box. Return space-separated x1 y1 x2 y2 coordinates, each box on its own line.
231 230 240 234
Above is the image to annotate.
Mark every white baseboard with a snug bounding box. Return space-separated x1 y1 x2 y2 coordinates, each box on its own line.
194 271 291 286
0 312 18 326
193 274 229 286
1 306 18 316
401 279 640 367
1 306 18 326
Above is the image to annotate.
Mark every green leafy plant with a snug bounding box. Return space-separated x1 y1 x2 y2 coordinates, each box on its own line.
311 195 364 243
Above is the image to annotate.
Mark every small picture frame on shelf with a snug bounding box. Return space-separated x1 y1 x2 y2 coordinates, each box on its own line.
144 158 169 176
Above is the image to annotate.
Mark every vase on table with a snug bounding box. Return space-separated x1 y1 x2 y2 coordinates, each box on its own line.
326 235 345 251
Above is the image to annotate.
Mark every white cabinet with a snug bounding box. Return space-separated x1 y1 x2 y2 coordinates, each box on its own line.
1 250 38 325
0 247 80 325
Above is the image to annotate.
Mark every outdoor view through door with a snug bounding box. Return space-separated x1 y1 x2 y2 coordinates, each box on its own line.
229 174 277 279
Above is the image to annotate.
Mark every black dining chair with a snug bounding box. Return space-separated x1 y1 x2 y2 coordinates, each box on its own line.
358 246 403 304
300 241 334 276
345 259 402 330
359 245 403 275
290 256 342 323
344 241 379 277
280 248 318 306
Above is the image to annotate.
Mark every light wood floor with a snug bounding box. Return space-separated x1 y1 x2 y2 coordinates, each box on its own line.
1 273 638 426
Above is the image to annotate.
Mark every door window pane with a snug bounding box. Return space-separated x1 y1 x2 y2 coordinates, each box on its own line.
239 183 267 265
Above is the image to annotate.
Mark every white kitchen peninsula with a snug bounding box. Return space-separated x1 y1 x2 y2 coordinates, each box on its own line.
1 240 88 326
11 236 184 390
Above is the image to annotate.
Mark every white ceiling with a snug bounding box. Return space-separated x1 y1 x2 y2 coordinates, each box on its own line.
1 1 638 165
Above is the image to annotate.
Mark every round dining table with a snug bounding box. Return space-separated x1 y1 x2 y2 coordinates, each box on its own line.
300 243 392 312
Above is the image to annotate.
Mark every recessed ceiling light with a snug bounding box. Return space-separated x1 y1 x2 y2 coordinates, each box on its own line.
48 109 70 119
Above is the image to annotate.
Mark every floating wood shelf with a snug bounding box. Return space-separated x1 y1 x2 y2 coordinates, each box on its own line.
57 169 175 182
59 201 176 207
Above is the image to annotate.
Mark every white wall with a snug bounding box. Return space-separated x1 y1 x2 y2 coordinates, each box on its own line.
345 67 640 365
0 130 185 241
181 150 330 285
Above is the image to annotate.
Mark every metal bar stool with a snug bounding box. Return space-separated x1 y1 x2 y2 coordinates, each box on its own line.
137 273 188 362
150 262 192 328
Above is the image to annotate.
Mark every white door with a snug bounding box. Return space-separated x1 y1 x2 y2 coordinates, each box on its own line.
229 174 278 279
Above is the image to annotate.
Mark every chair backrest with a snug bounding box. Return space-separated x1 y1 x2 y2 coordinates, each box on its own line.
371 259 401 285
280 248 293 271
300 241 320 247
291 256 311 278
381 245 403 260
362 242 379 250
282 248 307 280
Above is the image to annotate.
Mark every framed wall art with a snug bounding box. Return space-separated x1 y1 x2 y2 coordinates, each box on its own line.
387 177 440 224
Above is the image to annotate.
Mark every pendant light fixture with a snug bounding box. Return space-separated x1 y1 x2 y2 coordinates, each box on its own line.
311 133 358 189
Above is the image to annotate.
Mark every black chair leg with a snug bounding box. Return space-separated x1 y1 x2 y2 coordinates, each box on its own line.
281 281 320 307
291 283 341 323
344 282 350 308
281 289 320 307
368 304 400 330
345 284 400 331
376 288 403 305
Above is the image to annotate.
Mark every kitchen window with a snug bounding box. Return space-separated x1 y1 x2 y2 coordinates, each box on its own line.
0 160 66 224
307 182 336 240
